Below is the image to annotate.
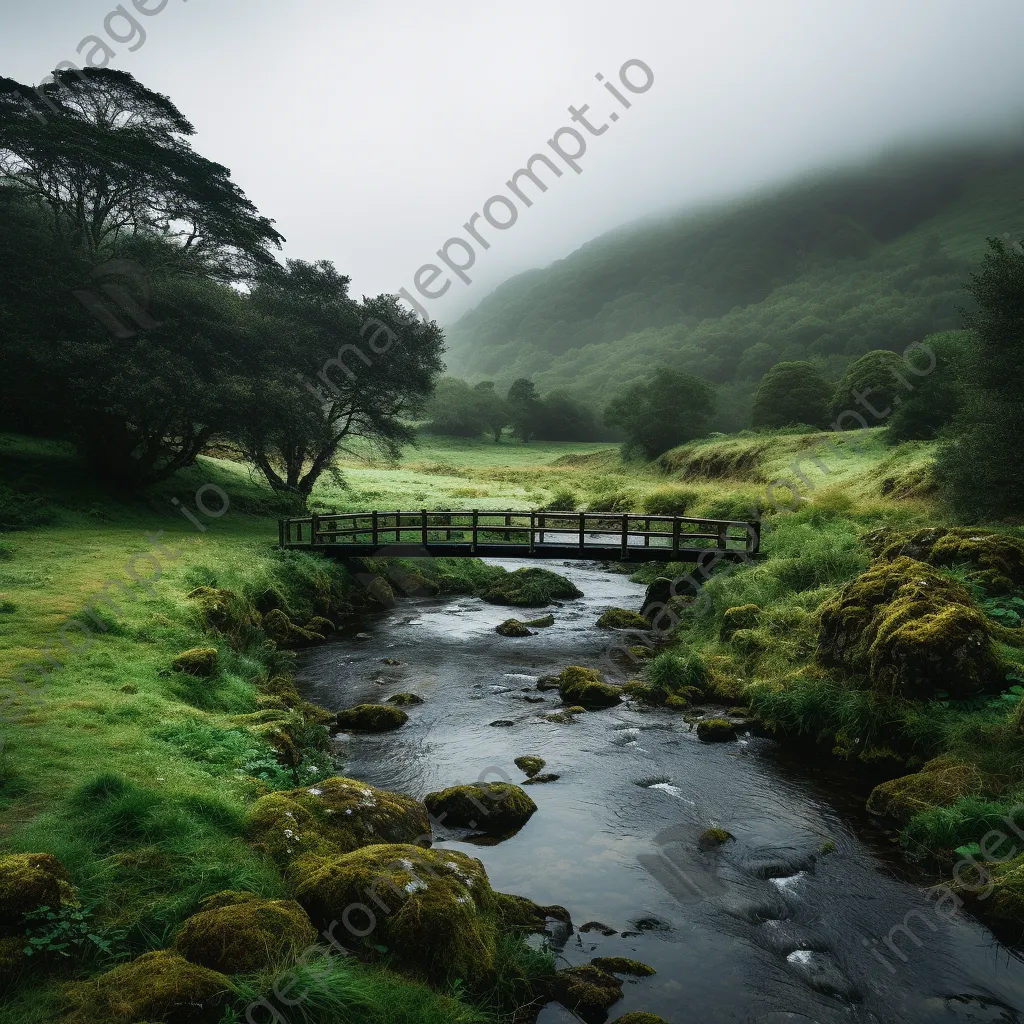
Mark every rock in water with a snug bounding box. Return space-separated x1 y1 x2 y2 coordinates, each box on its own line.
424 782 537 833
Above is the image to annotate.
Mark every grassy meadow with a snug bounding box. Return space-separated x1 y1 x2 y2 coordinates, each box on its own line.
3 424 1024 1017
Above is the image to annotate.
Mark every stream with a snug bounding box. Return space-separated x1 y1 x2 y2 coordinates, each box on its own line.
296 558 1024 1024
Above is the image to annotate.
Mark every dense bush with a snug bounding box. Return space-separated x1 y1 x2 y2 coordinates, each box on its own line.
751 361 832 430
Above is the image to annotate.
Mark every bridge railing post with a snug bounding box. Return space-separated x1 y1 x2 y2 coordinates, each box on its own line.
539 513 545 546
311 513 319 547
578 511 585 552
717 523 728 550
372 511 378 549
750 520 761 556
471 510 478 554
672 518 681 557
421 509 428 548
620 514 628 559
278 519 286 548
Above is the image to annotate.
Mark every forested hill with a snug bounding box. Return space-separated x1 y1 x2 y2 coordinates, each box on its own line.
443 140 1024 430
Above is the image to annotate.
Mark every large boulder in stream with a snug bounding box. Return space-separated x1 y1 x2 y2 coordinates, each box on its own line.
558 666 623 709
424 782 537 833
480 567 582 607
335 703 408 731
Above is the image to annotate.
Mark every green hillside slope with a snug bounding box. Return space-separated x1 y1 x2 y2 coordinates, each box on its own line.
444 140 1024 429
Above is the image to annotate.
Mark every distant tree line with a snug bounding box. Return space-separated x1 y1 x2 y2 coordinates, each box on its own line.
0 68 444 498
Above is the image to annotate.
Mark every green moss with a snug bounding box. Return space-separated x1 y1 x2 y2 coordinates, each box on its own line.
514 755 546 778
0 935 26 987
696 719 737 742
186 586 261 644
523 773 560 785
622 680 666 705
965 854 1024 932
699 827 734 848
0 853 77 927
553 964 624 1018
62 949 231 1024
308 615 336 635
423 783 537 833
720 603 761 640
610 1014 670 1024
292 843 498 988
492 892 570 931
597 608 650 630
589 956 656 976
818 556 1005 698
172 890 315 973
480 567 582 608
558 666 622 709
262 608 325 648
866 757 985 825
248 776 430 868
336 704 409 732
819 840 837 855
171 648 219 677
387 693 425 707
496 618 532 637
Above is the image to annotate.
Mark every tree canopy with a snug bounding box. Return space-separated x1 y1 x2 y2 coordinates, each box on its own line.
751 361 832 430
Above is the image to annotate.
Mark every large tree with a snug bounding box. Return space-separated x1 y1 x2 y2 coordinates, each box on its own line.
241 261 445 499
507 378 542 442
604 369 716 459
0 68 283 279
938 238 1024 519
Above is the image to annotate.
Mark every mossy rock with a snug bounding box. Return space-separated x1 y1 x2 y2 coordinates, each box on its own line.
172 891 316 973
292 843 497 988
263 608 325 649
248 776 430 868
664 694 690 709
497 618 533 637
611 1014 670 1024
62 949 231 1024
699 827 734 848
590 956 656 977
558 666 622 709
553 964 624 1019
514 755 546 778
307 615 336 636
874 527 1024 593
424 782 537 833
622 680 666 706
480 567 582 608
696 718 737 742
524 614 555 627
544 711 577 724
0 853 77 927
866 757 985 825
536 675 561 692
598 608 650 630
387 692 425 707
720 603 761 640
817 556 1005 698
493 891 571 931
523 773 560 785
255 585 293 617
336 703 408 731
186 586 261 640
962 853 1024 932
171 647 219 677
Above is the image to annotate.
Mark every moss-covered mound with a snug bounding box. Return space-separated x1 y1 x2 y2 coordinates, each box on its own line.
62 949 231 1024
172 891 315 974
523 773 560 785
263 608 325 648
590 956 656 976
524 614 555 627
558 666 623 709
817 556 1005 698
696 719 737 742
0 852 77 927
720 603 761 640
866 757 985 825
186 586 261 643
497 618 532 637
873 527 1024 593
0 935 26 986
514 755 546 778
553 964 624 1019
480 567 582 607
598 608 650 630
964 854 1024 933
171 647 219 677
293 843 497 988
387 692 425 707
424 782 537 833
248 776 430 868
699 827 735 848
336 703 409 731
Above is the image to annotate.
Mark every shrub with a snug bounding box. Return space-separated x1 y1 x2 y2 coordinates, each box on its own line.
886 331 970 443
641 487 701 516
829 349 907 423
751 361 832 430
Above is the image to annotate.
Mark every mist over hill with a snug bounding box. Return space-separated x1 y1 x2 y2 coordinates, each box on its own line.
443 138 1024 430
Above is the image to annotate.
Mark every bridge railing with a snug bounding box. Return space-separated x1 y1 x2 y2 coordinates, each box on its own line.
278 510 760 559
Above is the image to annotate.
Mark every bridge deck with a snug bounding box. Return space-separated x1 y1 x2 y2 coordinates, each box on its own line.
278 510 760 564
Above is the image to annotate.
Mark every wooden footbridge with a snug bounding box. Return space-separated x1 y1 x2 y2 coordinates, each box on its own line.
278 510 760 564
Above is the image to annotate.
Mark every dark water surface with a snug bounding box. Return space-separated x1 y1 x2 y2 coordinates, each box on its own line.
296 559 1024 1024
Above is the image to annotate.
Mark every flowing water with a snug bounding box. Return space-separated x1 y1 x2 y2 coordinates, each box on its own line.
296 558 1024 1024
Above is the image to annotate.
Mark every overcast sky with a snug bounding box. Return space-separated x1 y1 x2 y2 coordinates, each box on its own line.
4 0 1024 322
